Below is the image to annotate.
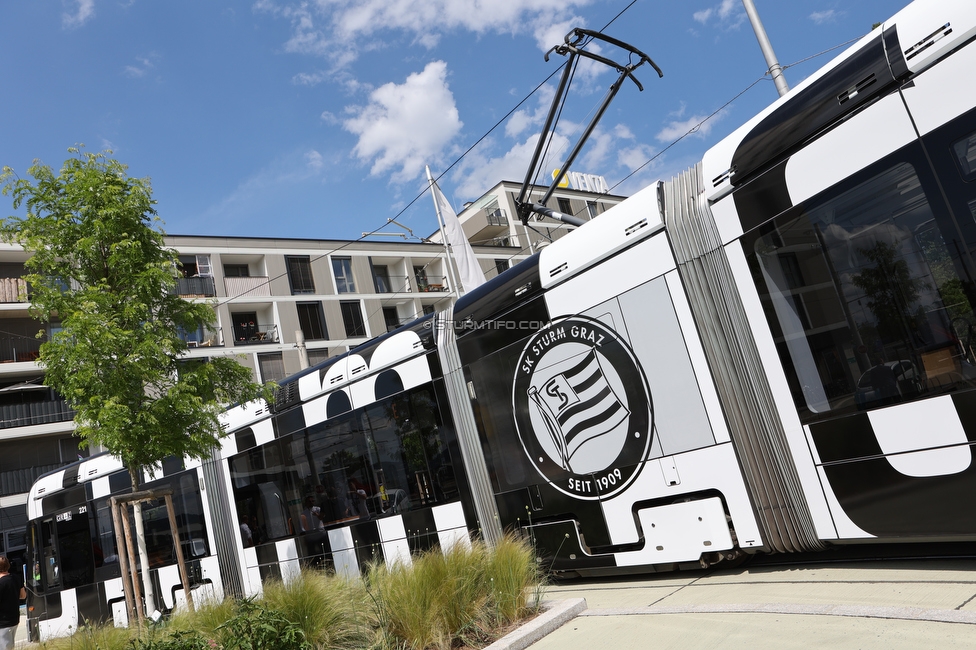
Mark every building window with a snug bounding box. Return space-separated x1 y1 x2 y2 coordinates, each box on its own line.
296 302 328 341
372 265 392 293
383 307 401 333
332 257 357 294
223 264 250 277
307 349 330 366
422 304 435 316
494 259 509 276
258 352 286 383
286 256 315 295
180 255 212 277
557 197 572 214
586 201 599 219
340 301 366 338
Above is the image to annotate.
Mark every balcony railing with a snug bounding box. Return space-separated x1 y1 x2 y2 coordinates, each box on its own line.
0 278 28 303
182 327 224 348
0 335 43 363
224 276 272 297
234 324 279 345
0 397 75 431
172 276 217 297
1 462 66 497
485 208 509 227
416 275 450 293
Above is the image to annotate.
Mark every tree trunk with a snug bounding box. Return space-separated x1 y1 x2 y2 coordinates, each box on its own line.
127 465 157 617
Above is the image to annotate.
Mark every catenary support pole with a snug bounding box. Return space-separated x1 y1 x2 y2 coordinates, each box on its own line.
742 0 789 97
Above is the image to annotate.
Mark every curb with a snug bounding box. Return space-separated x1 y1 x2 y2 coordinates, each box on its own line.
483 598 588 650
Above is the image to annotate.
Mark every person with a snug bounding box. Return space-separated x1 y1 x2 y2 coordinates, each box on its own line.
300 496 323 532
0 555 25 650
349 480 371 520
240 518 253 547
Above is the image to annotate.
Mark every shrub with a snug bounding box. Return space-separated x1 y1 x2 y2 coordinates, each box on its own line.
216 598 312 650
261 572 373 650
367 535 542 650
166 596 237 643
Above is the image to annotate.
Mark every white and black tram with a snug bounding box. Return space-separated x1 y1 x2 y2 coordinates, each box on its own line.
22 0 976 640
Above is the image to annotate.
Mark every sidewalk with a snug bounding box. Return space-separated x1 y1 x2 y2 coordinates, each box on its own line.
527 557 976 648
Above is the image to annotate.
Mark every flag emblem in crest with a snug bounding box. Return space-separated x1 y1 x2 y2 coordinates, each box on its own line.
528 348 630 470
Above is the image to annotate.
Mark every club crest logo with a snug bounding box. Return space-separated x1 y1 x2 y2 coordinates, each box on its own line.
512 315 653 499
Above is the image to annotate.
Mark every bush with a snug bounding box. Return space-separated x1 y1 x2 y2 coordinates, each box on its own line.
217 597 312 650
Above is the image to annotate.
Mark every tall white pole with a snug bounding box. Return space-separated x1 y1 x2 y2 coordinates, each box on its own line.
742 0 789 97
426 166 462 298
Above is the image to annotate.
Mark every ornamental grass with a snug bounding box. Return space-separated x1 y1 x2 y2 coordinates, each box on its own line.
37 533 541 650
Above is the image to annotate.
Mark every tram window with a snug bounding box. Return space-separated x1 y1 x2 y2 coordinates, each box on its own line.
952 131 976 181
93 498 117 567
750 162 976 422
56 510 94 588
40 519 59 591
307 413 373 525
137 472 210 569
230 441 294 542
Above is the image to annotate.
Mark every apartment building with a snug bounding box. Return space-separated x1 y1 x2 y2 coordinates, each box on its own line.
0 235 528 566
443 178 627 252
0 175 624 567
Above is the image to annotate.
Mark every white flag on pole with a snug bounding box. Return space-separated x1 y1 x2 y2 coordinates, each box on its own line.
427 166 486 293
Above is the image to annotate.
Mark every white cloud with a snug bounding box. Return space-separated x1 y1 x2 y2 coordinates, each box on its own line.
617 143 657 172
692 0 745 30
305 150 324 170
453 131 571 199
343 61 462 183
123 56 155 78
655 110 725 143
293 71 329 86
810 10 841 25
256 0 595 66
505 85 555 138
62 0 95 28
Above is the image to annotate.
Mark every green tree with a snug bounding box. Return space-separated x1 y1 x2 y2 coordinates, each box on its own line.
0 148 271 488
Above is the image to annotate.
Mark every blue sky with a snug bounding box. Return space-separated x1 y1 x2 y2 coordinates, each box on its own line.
1 0 906 242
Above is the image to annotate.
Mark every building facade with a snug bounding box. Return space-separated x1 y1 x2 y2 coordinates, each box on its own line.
0 235 528 565
447 178 627 252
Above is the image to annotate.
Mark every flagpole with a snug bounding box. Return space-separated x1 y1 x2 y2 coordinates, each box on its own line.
426 166 463 298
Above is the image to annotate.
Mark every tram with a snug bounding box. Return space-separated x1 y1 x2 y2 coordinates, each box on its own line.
22 0 976 640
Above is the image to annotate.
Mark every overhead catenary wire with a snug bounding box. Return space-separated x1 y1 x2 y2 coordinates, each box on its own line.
154 18 872 360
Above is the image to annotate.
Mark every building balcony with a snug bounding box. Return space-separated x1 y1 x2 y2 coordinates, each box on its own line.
416 275 450 293
172 276 217 298
233 324 279 345
466 207 511 243
0 335 42 364
0 397 75 431
224 276 272 298
0 278 28 303
1 463 67 497
182 327 224 349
